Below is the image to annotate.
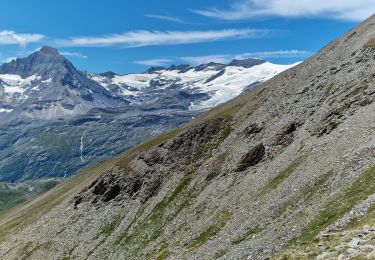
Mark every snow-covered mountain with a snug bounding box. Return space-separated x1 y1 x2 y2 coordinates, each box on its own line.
0 46 298 182
0 46 296 123
0 46 127 121
89 59 298 111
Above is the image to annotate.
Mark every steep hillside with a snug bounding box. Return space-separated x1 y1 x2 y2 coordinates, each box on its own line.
0 14 375 260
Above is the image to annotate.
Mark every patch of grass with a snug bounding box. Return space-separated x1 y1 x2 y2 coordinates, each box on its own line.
345 204 375 229
364 38 375 49
214 249 229 258
272 170 333 219
149 177 192 223
259 156 305 196
212 103 243 119
146 241 169 260
0 158 114 243
100 215 123 238
296 164 375 242
324 83 335 98
62 245 76 260
187 209 231 250
231 226 264 245
114 177 197 257
190 124 232 163
156 249 169 260
19 241 53 260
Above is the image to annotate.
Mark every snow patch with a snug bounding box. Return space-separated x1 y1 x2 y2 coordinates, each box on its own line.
0 108 13 113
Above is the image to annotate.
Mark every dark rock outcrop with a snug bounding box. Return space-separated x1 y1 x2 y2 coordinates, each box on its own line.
235 143 265 172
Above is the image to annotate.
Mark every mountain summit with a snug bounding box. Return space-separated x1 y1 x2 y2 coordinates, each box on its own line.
0 46 126 121
0 46 66 78
38 45 60 56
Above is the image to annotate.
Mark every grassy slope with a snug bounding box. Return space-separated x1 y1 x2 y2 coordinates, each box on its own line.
273 165 375 258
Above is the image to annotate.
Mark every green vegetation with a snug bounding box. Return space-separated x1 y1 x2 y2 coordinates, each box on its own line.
231 226 263 245
221 125 232 141
0 158 114 243
259 156 305 196
346 203 375 229
19 241 53 260
114 177 199 257
296 164 375 242
273 170 332 219
324 83 335 98
214 103 243 119
187 209 231 250
100 215 123 239
191 124 232 162
149 177 192 223
214 249 229 258
146 241 169 260
0 180 60 212
364 38 375 49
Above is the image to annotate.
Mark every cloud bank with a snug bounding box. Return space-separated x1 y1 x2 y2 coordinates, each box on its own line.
181 50 310 65
193 0 375 21
145 14 184 23
133 50 309 67
56 28 271 48
60 51 88 59
0 31 44 47
134 58 173 66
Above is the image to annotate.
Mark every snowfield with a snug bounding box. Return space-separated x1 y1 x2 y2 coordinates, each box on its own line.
90 61 299 110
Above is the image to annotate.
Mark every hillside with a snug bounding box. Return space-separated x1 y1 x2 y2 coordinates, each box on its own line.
0 14 374 260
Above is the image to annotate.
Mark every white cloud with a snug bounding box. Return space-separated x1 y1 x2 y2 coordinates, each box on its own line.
60 51 88 59
134 58 173 66
181 55 233 65
145 14 184 23
193 0 375 21
0 31 44 47
56 28 271 48
180 50 310 65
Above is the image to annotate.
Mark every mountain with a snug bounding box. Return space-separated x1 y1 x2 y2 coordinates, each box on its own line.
0 49 295 183
0 13 374 260
88 58 295 111
0 49 294 122
0 46 126 121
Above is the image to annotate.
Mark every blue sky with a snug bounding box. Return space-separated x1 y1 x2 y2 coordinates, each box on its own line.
0 0 373 74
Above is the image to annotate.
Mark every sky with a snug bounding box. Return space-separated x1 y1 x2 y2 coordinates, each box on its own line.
0 0 373 74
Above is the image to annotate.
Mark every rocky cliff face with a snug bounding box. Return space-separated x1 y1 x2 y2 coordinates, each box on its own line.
0 15 375 260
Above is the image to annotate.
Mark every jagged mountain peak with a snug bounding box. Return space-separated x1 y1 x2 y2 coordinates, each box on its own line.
38 46 61 56
0 46 67 78
0 46 128 121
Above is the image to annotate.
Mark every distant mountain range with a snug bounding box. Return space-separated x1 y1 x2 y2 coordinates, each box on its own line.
0 46 296 182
